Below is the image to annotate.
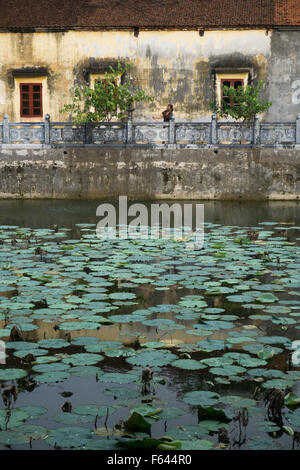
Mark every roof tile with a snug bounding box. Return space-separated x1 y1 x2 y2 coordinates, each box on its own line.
0 0 298 29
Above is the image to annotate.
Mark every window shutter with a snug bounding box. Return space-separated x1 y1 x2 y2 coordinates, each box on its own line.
20 83 43 117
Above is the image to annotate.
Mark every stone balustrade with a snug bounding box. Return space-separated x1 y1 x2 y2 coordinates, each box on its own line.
1 112 300 149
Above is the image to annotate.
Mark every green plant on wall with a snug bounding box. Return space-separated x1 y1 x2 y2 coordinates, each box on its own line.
209 80 272 121
60 62 153 123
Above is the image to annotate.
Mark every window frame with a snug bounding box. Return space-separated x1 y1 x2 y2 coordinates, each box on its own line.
90 73 121 89
19 82 43 118
214 72 249 112
221 78 245 108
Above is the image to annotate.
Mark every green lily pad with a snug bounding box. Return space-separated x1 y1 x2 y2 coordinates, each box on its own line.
46 426 93 448
197 339 226 352
62 353 103 366
209 365 246 376
197 405 231 423
38 339 70 348
15 424 48 441
285 393 300 410
0 408 30 430
103 387 140 400
159 407 185 420
18 406 47 420
0 368 27 381
183 391 220 407
167 424 211 441
171 359 207 370
109 292 136 300
32 363 70 373
126 350 177 367
0 431 27 446
73 405 116 417
85 439 122 450
180 439 214 450
124 412 151 434
130 405 162 418
141 342 165 349
35 371 71 383
54 413 83 425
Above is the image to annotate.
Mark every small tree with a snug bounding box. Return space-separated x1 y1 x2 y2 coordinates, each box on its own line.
60 62 153 123
209 80 272 121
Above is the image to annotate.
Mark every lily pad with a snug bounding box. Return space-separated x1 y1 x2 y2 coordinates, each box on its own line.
46 426 93 448
73 405 116 417
124 412 151 434
183 391 220 407
171 359 207 370
126 350 177 367
0 368 27 381
180 439 214 450
62 353 103 366
0 408 30 430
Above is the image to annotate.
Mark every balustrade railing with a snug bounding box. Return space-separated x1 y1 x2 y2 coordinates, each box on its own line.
1 112 300 148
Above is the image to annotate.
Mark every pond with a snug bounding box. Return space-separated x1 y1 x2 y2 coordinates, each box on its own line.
0 199 300 450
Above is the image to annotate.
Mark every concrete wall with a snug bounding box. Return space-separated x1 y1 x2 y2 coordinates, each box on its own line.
267 31 300 122
0 147 299 200
0 28 290 122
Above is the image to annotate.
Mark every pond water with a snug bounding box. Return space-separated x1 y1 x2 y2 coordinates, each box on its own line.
0 200 300 451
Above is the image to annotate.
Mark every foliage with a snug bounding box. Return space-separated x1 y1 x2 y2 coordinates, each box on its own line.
209 80 272 121
59 62 153 123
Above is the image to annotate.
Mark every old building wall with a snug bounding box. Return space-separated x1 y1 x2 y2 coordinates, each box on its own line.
267 31 300 122
0 29 298 123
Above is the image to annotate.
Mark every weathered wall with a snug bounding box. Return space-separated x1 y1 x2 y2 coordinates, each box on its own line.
0 29 274 122
0 147 299 200
267 31 300 122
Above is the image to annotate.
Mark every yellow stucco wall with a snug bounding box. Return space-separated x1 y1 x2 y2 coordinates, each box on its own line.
0 30 271 122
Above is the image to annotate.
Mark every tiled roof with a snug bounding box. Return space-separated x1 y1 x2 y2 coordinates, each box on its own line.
275 0 300 25
0 0 299 30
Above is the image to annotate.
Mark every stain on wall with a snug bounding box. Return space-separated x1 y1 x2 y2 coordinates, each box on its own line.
0 147 299 200
0 29 297 122
268 31 300 122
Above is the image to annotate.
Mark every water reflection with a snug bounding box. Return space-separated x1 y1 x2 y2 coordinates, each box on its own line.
0 199 300 235
0 200 300 451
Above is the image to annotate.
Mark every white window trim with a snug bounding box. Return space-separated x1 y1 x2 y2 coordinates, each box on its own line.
215 72 249 108
14 76 48 122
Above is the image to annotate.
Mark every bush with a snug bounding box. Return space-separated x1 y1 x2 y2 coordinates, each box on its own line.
209 80 272 121
60 62 153 123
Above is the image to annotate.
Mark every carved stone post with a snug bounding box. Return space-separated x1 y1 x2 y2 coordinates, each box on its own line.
3 114 9 144
126 107 134 144
253 114 260 146
85 122 92 144
168 114 175 144
296 114 300 146
211 114 217 146
44 114 50 145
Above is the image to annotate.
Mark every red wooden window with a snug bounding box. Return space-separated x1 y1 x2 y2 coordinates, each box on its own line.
221 79 244 107
20 83 43 117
